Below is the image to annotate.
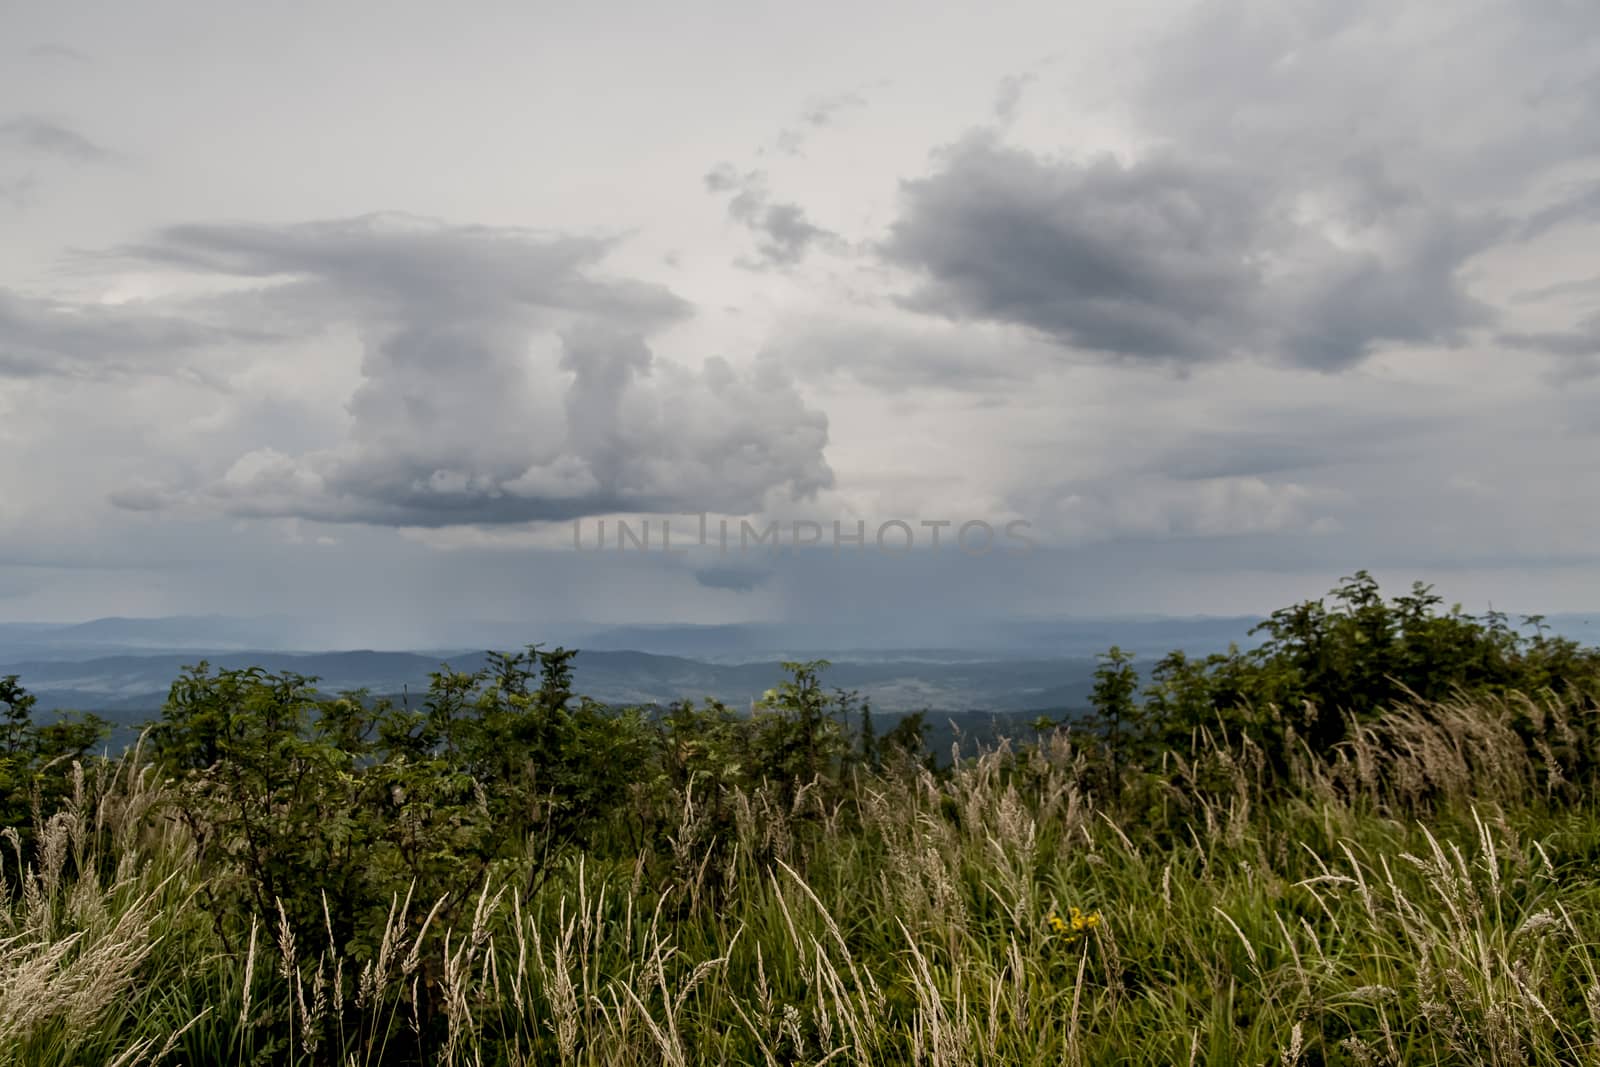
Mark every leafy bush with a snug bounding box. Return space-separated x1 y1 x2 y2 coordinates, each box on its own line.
0 674 105 846
1087 572 1600 805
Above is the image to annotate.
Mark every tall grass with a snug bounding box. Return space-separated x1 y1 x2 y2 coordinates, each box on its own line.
6 693 1600 1065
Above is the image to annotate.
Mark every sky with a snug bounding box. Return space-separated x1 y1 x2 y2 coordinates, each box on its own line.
2 0 1599 643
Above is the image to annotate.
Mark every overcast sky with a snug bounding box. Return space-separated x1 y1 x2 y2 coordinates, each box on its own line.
2 0 1598 641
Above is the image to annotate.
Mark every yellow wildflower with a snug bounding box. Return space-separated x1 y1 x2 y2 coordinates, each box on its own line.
1047 906 1103 944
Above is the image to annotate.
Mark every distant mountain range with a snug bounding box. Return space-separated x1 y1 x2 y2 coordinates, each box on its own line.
0 613 1285 662
4 647 1101 717
5 612 1594 738
0 614 1270 724
0 616 334 659
565 617 1272 661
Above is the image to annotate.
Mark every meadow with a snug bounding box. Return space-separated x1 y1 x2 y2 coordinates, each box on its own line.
4 572 1600 1065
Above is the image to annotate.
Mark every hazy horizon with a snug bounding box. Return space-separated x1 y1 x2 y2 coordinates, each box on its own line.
3 603 1595 658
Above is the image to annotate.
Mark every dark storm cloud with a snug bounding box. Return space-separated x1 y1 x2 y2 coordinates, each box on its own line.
705 165 840 268
116 214 834 527
0 117 113 163
869 0 1600 378
1278 210 1499 369
883 138 1265 363
881 136 1497 370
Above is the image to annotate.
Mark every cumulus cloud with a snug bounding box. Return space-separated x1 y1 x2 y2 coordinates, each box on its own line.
113 214 834 526
704 165 841 268
882 135 1497 370
885 138 1266 363
874 0 1597 375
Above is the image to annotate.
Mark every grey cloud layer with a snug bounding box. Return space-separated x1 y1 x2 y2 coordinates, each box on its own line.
25 44 90 64
128 216 688 325
874 0 1595 375
0 289 267 379
1500 314 1600 375
0 116 112 163
113 215 834 526
882 135 1496 369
